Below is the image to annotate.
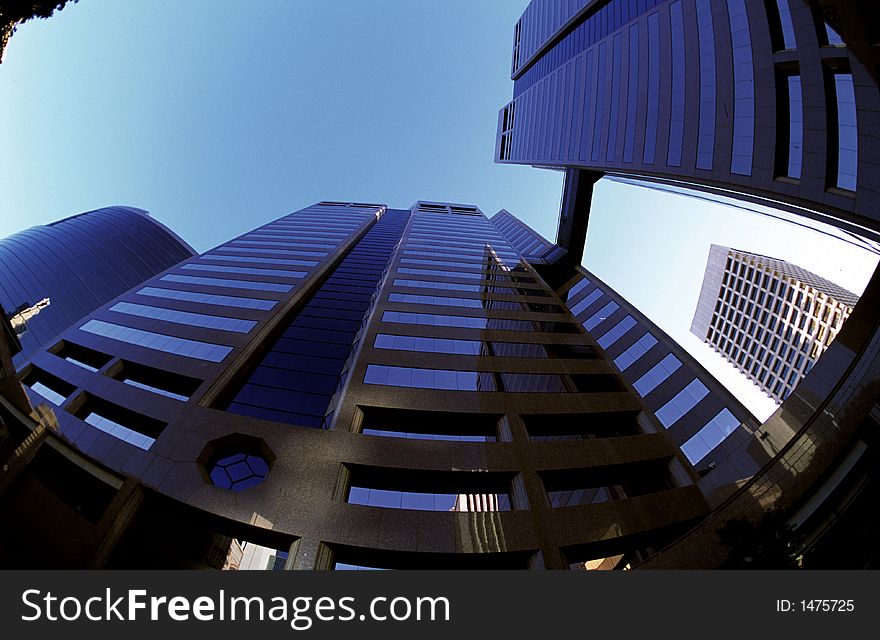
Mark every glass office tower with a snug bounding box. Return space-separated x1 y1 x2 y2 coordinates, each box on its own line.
0 206 196 366
493 0 880 568
6 201 712 569
496 0 880 239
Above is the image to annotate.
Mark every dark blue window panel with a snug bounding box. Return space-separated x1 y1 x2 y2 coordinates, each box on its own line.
282 321 351 344
235 384 330 416
787 75 803 179
565 277 592 301
833 73 857 190
728 0 755 175
623 24 639 163
667 0 685 167
80 319 232 362
209 453 269 492
288 316 359 336
228 402 325 428
225 208 411 427
696 0 716 169
248 367 340 395
262 352 346 375
312 293 373 306
272 337 352 359
643 11 660 164
824 22 844 46
775 0 796 49
300 307 366 322
199 254 317 267
606 33 623 162
591 41 608 162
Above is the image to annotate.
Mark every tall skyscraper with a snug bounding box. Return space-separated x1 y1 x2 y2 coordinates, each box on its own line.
0 206 196 366
496 0 880 242
493 0 880 568
4 201 720 569
691 244 857 403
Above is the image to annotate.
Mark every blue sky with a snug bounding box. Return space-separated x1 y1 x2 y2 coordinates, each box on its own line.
1 0 876 419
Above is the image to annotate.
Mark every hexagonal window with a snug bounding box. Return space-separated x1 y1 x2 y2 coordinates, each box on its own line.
199 434 275 492
210 453 269 491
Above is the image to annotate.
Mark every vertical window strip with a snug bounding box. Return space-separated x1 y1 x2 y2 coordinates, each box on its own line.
606 33 623 162
613 333 659 371
579 49 594 161
643 12 661 164
775 0 797 49
833 73 858 191
727 0 755 175
667 1 685 167
695 0 716 170
623 23 639 163
591 42 608 163
787 75 804 179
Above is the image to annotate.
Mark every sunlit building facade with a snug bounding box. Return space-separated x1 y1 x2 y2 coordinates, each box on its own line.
691 244 857 403
1 201 722 569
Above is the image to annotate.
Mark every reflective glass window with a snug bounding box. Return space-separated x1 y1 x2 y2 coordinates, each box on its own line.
348 486 511 512
200 254 318 267
643 12 660 164
824 22 844 46
606 33 622 162
160 274 292 293
655 378 710 427
181 263 306 279
623 24 639 163
570 288 603 316
591 41 607 162
393 279 481 293
613 332 659 371
29 381 67 405
79 319 232 362
565 277 591 301
136 286 276 310
109 301 257 333
787 74 803 178
388 293 484 309
227 241 327 256
364 364 497 391
667 1 685 167
681 408 741 464
215 246 323 259
833 73 858 190
362 429 494 442
583 301 619 331
727 0 755 175
83 412 156 450
775 0 796 49
633 353 682 396
374 333 481 355
597 315 637 348
696 0 716 169
122 378 189 401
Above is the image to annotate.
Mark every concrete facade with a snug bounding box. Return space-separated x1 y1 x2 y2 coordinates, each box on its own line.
691 244 856 403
